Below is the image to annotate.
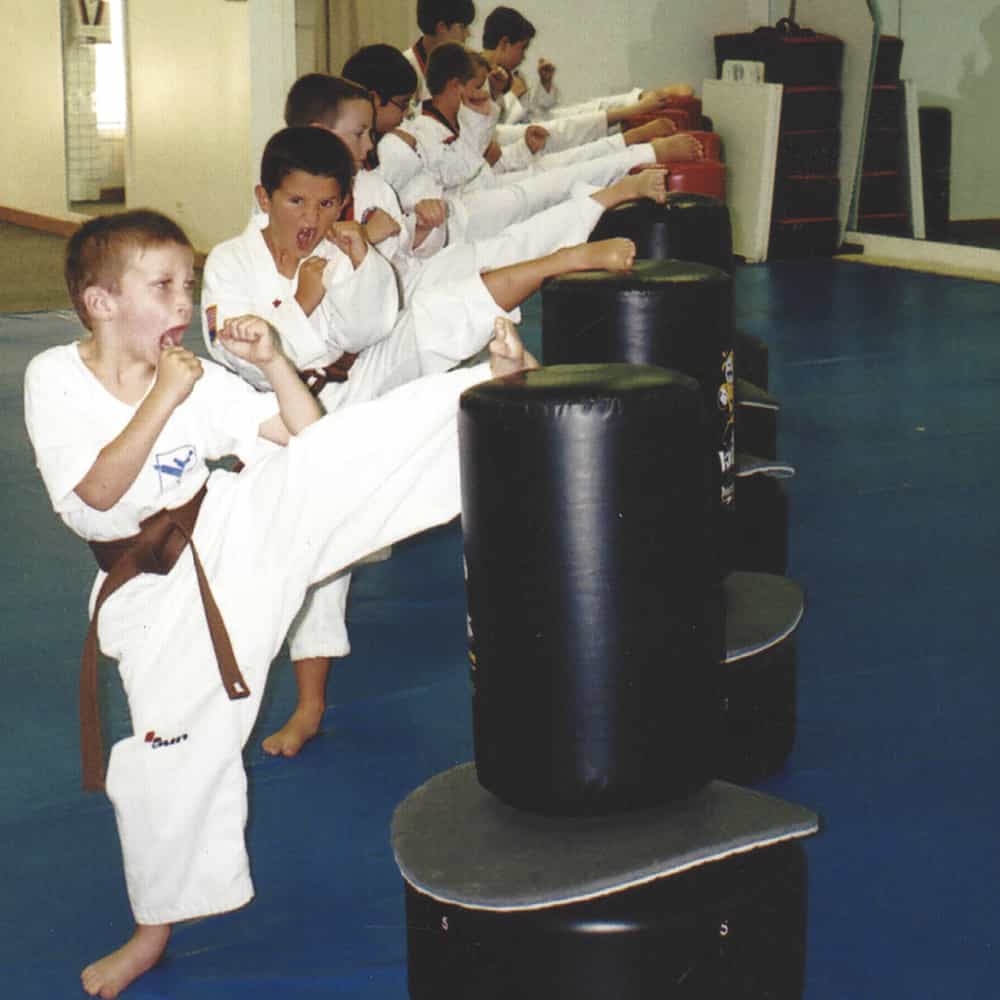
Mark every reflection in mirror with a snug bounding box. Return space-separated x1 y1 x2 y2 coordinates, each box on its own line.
61 0 128 216
860 1 1000 250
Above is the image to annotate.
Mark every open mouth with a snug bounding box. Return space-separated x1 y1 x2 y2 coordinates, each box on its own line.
159 326 185 349
297 227 317 252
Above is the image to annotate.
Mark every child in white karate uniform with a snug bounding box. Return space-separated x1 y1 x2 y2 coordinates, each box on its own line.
288 71 668 303
24 208 542 998
344 45 678 246
394 43 701 198
202 125 642 758
403 0 477 103
480 5 695 125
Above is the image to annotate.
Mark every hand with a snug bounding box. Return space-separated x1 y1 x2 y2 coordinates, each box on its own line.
153 345 203 407
362 207 402 245
537 58 556 89
510 71 528 99
488 65 510 99
294 255 328 315
484 140 503 165
524 124 549 154
328 220 369 269
391 127 417 149
414 199 447 229
217 315 282 367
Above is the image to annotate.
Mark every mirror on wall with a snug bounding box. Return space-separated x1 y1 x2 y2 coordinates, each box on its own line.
60 0 128 216
857 0 1000 250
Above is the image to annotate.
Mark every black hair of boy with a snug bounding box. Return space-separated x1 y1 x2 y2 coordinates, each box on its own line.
260 126 356 198
482 6 535 49
342 45 418 104
425 42 477 97
65 210 192 329
417 0 476 34
284 73 370 129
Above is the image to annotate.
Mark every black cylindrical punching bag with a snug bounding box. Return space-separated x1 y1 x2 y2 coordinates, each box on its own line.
588 193 734 273
459 364 723 816
542 260 735 579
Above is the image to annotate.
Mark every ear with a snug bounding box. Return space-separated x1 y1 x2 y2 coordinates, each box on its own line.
82 284 115 324
254 184 271 215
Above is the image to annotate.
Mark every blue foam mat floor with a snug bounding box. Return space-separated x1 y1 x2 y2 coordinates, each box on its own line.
2 258 1000 997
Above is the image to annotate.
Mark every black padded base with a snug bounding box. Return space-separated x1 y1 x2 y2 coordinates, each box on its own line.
404 839 808 1000
723 635 798 784
736 378 779 460
734 328 769 390
721 570 803 783
731 474 789 575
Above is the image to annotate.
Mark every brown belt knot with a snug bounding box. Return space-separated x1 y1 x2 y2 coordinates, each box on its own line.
300 351 359 396
80 484 250 792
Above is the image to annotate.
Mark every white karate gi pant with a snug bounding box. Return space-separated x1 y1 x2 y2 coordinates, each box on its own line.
285 272 517 662
495 135 628 177
545 88 644 119
495 110 609 153
453 144 655 244
409 189 605 303
98 364 490 925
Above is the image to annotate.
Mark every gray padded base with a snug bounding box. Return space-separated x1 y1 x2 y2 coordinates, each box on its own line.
725 571 805 663
735 377 779 410
736 450 796 479
392 764 818 912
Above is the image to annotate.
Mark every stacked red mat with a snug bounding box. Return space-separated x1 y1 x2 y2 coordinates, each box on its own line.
623 93 727 201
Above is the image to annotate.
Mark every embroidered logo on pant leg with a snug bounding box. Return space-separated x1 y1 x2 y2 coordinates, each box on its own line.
144 731 189 749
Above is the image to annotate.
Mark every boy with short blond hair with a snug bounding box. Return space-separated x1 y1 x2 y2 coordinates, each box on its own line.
25 208 538 997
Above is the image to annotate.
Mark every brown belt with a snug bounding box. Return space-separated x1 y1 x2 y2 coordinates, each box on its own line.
80 484 250 792
300 352 359 396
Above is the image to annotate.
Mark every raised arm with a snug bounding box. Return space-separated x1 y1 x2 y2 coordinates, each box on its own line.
201 239 331 387
217 316 321 444
75 347 203 511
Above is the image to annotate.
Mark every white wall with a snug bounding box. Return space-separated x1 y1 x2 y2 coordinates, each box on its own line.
126 0 296 251
470 1 767 104
0 0 295 251
0 1 71 219
11 0 879 247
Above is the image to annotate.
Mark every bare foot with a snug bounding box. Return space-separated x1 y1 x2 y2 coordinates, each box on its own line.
596 168 668 210
624 117 677 145
625 166 668 205
262 699 325 757
652 133 703 164
488 317 539 377
569 238 637 274
81 924 170 999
